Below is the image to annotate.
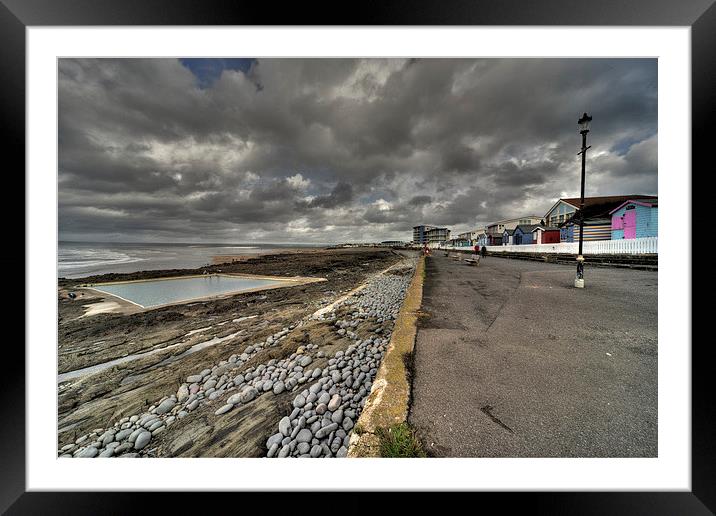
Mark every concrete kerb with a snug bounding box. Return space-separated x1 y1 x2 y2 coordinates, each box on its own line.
347 255 425 457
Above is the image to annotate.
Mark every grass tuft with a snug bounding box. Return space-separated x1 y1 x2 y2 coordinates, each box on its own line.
377 423 427 458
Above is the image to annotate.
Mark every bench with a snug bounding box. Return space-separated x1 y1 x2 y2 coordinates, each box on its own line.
464 257 480 266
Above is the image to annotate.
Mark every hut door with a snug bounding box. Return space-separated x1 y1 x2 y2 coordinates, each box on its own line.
623 209 637 239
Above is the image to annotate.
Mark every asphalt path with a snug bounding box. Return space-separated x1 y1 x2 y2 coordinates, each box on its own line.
408 253 658 457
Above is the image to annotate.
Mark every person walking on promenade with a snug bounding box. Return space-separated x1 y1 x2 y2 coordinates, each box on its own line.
480 244 486 259
474 243 480 256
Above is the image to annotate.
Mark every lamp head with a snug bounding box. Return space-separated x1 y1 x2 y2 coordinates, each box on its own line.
578 112 592 134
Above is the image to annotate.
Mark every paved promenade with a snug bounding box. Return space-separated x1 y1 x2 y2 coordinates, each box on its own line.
409 253 657 457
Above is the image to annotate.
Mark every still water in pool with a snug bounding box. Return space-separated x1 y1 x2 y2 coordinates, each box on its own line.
91 274 284 308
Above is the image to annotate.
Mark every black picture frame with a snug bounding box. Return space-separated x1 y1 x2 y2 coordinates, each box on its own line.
3 0 711 513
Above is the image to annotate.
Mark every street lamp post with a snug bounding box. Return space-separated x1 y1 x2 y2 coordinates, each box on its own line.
574 112 592 288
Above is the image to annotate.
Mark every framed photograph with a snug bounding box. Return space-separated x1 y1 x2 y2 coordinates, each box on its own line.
5 0 711 512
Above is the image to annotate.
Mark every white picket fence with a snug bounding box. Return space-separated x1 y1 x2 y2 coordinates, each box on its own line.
441 237 658 255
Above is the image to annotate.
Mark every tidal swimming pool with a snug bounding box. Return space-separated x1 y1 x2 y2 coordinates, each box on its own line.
89 274 287 308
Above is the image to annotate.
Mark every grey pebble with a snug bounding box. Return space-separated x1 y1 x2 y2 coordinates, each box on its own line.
296 429 313 443
214 404 233 415
156 398 176 415
309 383 322 394
134 431 152 450
315 423 339 439
115 429 133 441
310 421 322 434
241 387 259 403
327 394 341 411
77 447 98 458
267 443 279 458
279 417 292 437
114 442 133 454
128 428 144 443
98 448 114 458
267 432 284 449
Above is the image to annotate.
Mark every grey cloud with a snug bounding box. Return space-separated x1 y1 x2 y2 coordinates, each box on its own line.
59 58 657 243
440 142 481 173
249 178 302 202
408 195 432 206
307 182 354 209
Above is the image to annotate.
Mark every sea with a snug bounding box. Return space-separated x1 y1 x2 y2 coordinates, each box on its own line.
58 241 326 279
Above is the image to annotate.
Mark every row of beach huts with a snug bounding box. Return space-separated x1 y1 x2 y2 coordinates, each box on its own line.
448 194 658 248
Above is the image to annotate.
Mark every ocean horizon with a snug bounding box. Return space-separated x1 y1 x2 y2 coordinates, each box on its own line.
58 241 330 279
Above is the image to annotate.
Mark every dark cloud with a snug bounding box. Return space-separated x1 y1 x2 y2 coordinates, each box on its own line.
307 182 354 209
408 195 432 206
249 178 301 202
440 142 481 173
58 58 657 243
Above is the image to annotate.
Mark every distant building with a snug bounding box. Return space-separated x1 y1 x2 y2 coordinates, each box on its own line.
412 225 450 245
412 225 430 244
427 227 450 245
486 216 541 236
482 216 542 246
457 230 480 245
380 240 405 247
609 198 658 239
463 228 485 246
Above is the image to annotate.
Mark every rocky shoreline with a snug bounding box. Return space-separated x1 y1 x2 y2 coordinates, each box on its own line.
58 251 417 458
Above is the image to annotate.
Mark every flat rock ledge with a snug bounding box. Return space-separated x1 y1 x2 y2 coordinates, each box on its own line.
347 255 425 457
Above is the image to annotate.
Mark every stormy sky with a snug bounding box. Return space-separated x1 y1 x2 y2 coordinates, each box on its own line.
58 58 657 244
